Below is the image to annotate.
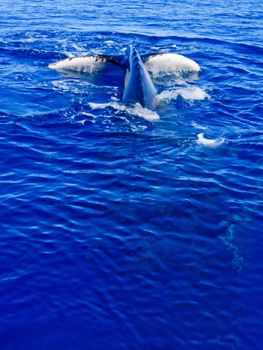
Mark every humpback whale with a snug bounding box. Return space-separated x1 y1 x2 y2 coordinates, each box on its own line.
49 46 200 111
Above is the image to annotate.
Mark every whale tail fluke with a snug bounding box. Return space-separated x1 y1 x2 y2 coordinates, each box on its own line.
48 50 200 78
48 47 201 111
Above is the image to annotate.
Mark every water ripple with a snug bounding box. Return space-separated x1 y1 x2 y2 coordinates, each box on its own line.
0 0 263 349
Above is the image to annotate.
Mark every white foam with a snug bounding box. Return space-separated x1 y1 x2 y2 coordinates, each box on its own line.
76 119 86 125
176 86 209 100
192 122 207 130
155 90 179 103
89 102 110 110
145 53 201 78
23 38 34 43
72 43 85 52
130 103 160 122
196 133 225 148
48 56 108 73
156 86 209 103
81 112 97 118
64 52 75 58
51 80 88 94
89 102 160 122
71 111 97 125
105 40 115 47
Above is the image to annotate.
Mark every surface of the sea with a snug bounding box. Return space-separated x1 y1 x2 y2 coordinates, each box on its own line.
0 0 263 349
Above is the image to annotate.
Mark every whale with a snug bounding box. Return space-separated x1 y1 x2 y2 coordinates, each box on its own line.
48 46 201 111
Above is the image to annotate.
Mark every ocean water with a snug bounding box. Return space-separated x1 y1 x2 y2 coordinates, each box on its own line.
0 0 263 349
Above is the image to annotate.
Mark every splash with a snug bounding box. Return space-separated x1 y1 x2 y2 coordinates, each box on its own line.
89 102 160 122
156 86 209 103
196 133 225 148
176 86 209 100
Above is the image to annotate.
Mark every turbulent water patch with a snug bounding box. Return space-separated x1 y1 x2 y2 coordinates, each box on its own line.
88 101 160 121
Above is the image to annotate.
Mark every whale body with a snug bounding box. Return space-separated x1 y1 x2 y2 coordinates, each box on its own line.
49 46 201 111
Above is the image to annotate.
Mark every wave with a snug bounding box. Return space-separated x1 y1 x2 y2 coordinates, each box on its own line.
0 46 61 61
192 122 207 130
69 30 263 55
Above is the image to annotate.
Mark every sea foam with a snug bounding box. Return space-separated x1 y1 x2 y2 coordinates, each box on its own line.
89 102 160 122
196 133 225 148
156 86 209 103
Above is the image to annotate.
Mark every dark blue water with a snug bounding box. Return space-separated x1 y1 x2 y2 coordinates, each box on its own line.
1 1 263 349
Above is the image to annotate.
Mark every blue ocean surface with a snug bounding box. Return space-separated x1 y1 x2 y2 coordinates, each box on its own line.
0 0 263 349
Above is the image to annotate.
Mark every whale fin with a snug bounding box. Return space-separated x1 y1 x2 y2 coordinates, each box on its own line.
142 53 201 79
96 55 126 68
48 55 125 73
